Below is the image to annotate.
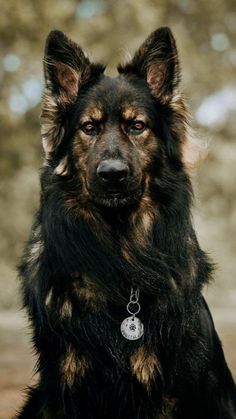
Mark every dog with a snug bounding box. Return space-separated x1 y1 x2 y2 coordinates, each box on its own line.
17 27 236 418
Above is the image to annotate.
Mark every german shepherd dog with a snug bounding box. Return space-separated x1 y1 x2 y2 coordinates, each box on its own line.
17 28 236 418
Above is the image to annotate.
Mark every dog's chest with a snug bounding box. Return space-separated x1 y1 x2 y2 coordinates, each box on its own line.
47 274 166 385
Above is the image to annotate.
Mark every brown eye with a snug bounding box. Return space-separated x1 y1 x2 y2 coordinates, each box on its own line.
129 120 146 134
82 122 97 135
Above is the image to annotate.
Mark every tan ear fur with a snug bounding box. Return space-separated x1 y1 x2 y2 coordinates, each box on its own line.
147 62 167 100
118 27 180 104
55 62 79 102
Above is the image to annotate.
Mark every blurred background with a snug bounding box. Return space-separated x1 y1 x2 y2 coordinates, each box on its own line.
0 0 235 417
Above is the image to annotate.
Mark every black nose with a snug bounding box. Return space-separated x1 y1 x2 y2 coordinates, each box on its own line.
97 159 129 183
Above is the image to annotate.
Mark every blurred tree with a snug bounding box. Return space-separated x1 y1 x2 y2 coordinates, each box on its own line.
0 0 235 313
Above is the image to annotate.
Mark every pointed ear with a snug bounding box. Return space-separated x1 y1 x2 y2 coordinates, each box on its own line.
41 30 105 160
44 29 105 103
118 27 180 104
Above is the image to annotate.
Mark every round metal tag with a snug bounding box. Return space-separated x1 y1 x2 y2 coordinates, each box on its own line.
120 316 144 341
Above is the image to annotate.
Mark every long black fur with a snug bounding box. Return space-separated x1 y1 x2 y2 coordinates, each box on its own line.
17 28 236 419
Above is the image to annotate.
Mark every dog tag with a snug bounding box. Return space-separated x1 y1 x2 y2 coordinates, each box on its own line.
120 316 144 340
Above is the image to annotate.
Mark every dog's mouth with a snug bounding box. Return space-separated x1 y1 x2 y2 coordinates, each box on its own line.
89 189 142 208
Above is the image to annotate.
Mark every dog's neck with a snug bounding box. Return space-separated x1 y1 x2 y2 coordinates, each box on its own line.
41 185 212 307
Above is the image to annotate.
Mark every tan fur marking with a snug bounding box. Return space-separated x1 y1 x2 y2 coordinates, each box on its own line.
170 277 177 290
142 211 154 233
76 287 97 301
137 132 158 167
45 288 53 307
54 155 69 176
41 93 66 158
121 246 132 263
61 345 90 387
132 212 155 246
73 131 92 152
73 275 106 310
89 107 103 121
60 298 72 318
133 113 147 122
130 180 158 247
28 239 43 263
79 107 103 124
130 346 161 388
122 107 135 120
64 193 96 222
122 107 147 122
26 227 43 280
63 173 110 227
135 128 150 141
170 93 187 118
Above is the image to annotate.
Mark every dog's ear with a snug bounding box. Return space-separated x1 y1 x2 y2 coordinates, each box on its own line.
118 27 179 104
44 30 104 103
41 30 105 160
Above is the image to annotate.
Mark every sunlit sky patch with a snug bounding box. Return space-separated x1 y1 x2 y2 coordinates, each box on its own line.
9 93 28 114
76 0 107 19
177 0 194 14
9 76 43 115
2 54 21 72
211 33 230 51
21 77 43 106
196 86 236 128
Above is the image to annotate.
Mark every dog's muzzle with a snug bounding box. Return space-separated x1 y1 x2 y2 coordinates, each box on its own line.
97 159 129 193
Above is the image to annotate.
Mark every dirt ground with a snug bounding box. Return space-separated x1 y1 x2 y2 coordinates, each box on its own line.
0 307 235 419
0 311 35 419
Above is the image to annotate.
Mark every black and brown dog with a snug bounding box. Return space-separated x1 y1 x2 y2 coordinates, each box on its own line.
17 27 236 418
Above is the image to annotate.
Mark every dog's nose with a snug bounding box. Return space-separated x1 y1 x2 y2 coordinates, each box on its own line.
97 160 129 183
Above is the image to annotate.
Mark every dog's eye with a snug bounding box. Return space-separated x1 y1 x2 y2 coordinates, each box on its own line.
82 122 97 135
129 121 146 134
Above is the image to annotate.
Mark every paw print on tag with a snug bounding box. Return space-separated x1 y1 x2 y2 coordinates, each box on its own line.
121 316 144 340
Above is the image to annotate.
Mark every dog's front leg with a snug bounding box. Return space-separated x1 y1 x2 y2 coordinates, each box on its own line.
180 299 236 419
200 300 236 418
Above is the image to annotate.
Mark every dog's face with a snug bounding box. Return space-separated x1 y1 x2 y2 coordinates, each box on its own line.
71 76 160 207
41 29 202 211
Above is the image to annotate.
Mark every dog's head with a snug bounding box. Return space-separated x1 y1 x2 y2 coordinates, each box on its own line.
41 28 205 210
